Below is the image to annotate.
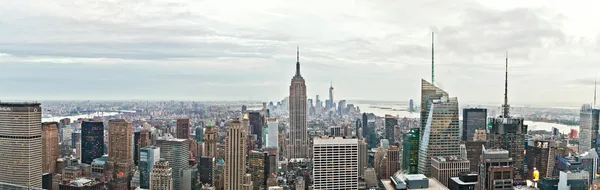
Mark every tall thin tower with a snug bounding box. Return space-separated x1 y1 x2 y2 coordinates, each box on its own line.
502 52 510 118
431 32 435 84
288 46 309 159
594 78 597 108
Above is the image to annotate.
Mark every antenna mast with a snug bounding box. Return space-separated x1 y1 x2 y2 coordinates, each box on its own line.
431 32 435 84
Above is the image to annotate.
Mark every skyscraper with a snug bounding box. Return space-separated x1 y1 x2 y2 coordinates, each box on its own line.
195 126 204 143
249 111 264 148
312 136 359 190
108 119 134 180
358 139 368 177
420 80 448 141
402 129 420 174
224 120 248 190
487 53 528 183
81 120 105 164
204 123 218 158
288 47 309 159
478 148 514 190
462 108 487 141
156 137 189 190
384 146 401 179
151 159 174 190
418 81 460 176
431 156 470 187
249 150 265 190
267 118 279 150
385 115 397 145
328 82 334 111
177 119 191 139
198 156 215 186
0 102 42 188
526 139 556 180
42 122 60 174
140 146 160 189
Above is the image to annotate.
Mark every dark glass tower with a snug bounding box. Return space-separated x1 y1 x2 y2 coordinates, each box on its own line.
81 120 105 164
462 108 487 141
385 115 397 145
249 111 263 148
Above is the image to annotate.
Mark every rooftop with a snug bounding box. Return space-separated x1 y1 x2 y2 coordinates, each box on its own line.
381 178 449 190
449 177 477 186
0 102 41 107
313 136 358 144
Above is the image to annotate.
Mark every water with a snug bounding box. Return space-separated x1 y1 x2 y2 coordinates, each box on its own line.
42 112 120 122
524 121 578 134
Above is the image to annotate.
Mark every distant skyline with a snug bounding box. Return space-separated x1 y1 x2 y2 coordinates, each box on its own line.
1 0 600 107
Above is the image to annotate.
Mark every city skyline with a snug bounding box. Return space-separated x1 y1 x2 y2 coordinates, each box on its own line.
2 1 600 107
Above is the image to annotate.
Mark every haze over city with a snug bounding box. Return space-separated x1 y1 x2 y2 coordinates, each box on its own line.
1 0 600 107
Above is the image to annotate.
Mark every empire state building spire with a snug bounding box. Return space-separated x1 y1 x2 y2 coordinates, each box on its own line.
295 46 301 77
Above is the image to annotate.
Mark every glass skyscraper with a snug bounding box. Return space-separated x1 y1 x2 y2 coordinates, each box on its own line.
81 120 105 164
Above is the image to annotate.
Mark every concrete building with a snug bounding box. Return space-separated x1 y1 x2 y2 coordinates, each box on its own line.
418 89 461 176
156 137 189 190
43 122 60 174
312 136 359 190
288 48 309 159
176 119 191 139
381 173 449 190
224 120 248 190
358 139 368 177
478 148 513 190
447 173 478 190
329 126 343 137
431 156 470 187
151 159 173 190
59 177 104 190
140 146 160 189
526 138 556 180
0 102 43 188
81 120 105 164
385 146 401 180
267 119 279 149
204 123 218 158
108 119 134 179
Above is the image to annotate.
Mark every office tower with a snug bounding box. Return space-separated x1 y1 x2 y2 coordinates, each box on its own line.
263 150 278 181
487 54 528 183
527 139 556 180
580 104 594 153
181 168 198 190
72 131 81 153
42 122 60 174
478 148 513 190
328 83 334 110
242 105 247 113
402 129 420 174
176 119 191 139
409 99 414 112
462 108 487 141
288 47 309 159
0 102 42 188
140 146 160 189
204 123 218 158
465 140 486 173
358 139 367 177
151 159 174 190
592 109 600 151
418 88 460 176
385 146 401 179
108 119 134 179
338 100 347 115
312 136 359 190
267 119 279 150
242 173 253 190
362 113 368 138
385 115 397 145
134 129 141 167
249 111 264 148
140 128 152 149
81 120 105 164
420 79 448 141
198 156 215 185
448 173 478 190
249 150 265 190
431 156 470 187
330 126 342 137
156 137 189 190
196 126 204 143
224 120 248 190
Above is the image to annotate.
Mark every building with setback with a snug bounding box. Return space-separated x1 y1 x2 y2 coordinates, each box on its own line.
151 159 174 190
0 102 43 188
156 136 189 190
431 156 470 187
224 120 248 190
108 119 134 180
81 120 104 164
418 84 461 176
313 136 359 190
288 47 309 159
204 123 218 158
478 148 513 190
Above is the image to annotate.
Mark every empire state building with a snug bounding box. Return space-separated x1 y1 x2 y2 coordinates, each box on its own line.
287 47 309 159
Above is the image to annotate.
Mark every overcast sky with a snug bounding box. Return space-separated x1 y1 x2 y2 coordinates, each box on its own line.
1 0 599 107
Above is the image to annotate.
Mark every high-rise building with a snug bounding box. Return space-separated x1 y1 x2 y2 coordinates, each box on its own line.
151 159 174 190
385 115 397 145
487 55 528 183
267 119 279 150
478 148 513 190
402 129 420 174
409 99 415 112
526 139 556 180
177 119 191 139
249 150 265 190
329 126 342 137
140 128 152 149
81 120 105 164
108 119 134 179
224 120 248 190
134 129 141 167
198 156 215 186
418 84 460 176
385 146 401 179
249 111 264 148
358 139 368 177
42 122 60 174
156 137 189 190
592 109 600 151
312 136 359 190
431 156 470 187
195 126 204 143
464 140 486 173
328 83 334 110
0 102 42 188
462 108 487 141
420 79 448 141
140 146 160 189
204 123 218 158
288 47 309 159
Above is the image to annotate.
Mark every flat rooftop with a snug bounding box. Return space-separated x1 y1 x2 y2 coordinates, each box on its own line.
313 136 358 144
0 102 41 107
381 178 449 190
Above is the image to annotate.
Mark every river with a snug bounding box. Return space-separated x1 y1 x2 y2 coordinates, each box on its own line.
42 112 120 122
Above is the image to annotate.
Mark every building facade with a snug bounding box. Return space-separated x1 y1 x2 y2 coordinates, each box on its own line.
431 156 470 187
224 120 248 190
478 148 513 190
288 48 309 159
81 120 105 165
462 108 487 141
107 119 134 180
385 115 398 145
204 124 218 158
176 119 191 139
312 137 359 190
156 137 189 190
140 146 160 189
0 102 43 188
151 159 173 190
42 122 60 174
402 129 420 174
